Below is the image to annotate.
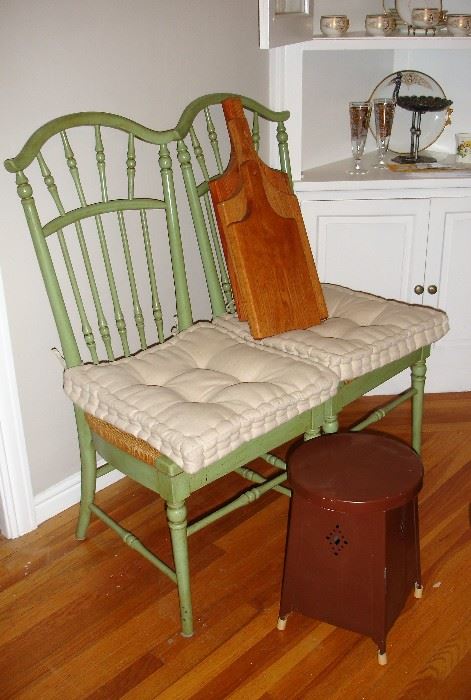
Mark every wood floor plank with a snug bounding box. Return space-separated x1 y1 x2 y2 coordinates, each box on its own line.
222 623 335 700
137 603 282 700
0 392 469 699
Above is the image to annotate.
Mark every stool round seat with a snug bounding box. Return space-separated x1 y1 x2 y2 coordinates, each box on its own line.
289 432 423 513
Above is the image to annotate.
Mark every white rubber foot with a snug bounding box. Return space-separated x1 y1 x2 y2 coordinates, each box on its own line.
378 651 388 666
414 583 424 599
277 617 287 631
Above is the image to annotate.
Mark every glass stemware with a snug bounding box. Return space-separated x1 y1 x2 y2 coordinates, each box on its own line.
348 101 371 175
373 98 395 169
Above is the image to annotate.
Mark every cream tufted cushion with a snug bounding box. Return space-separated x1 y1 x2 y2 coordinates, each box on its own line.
64 323 338 475
214 284 449 381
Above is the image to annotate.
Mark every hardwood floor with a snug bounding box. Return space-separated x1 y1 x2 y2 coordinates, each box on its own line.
0 393 470 699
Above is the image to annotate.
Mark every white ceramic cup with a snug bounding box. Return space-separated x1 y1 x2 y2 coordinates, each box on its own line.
320 15 349 37
456 133 471 162
365 14 396 36
447 14 471 36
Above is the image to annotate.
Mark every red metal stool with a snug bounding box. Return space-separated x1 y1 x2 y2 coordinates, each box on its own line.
277 431 424 665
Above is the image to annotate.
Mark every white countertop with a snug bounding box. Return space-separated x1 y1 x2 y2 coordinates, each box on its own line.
296 152 471 196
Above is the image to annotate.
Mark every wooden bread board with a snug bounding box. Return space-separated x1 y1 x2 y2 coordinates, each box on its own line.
209 98 327 339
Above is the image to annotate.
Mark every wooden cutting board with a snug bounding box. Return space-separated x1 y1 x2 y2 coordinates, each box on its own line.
209 98 327 339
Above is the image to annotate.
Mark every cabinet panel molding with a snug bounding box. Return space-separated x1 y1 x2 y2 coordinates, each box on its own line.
301 198 429 302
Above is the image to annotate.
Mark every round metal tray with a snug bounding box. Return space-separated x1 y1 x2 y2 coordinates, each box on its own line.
369 70 451 154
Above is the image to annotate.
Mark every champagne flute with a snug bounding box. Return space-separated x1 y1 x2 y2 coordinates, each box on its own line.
348 101 371 175
373 98 395 169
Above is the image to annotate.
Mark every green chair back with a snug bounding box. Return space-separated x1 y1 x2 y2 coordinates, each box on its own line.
4 95 291 368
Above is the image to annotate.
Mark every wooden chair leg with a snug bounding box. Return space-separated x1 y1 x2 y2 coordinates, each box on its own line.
75 409 97 540
304 416 321 441
167 499 194 637
411 359 427 454
323 414 339 435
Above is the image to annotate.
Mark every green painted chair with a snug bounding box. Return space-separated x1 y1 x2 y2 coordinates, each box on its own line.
4 93 448 637
172 94 447 446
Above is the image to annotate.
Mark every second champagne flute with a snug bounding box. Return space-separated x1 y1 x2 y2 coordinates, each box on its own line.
373 98 395 169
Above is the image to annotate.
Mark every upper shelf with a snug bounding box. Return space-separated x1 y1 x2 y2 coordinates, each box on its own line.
299 33 471 50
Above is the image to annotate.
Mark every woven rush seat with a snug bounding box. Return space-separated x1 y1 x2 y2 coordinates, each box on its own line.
214 283 449 381
85 414 161 466
64 322 338 474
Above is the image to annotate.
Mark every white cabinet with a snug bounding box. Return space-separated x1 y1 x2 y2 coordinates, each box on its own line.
299 190 471 392
301 197 430 301
259 0 314 49
260 2 471 391
425 198 471 391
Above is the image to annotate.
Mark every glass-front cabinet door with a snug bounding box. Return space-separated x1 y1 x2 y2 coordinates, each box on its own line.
259 0 314 48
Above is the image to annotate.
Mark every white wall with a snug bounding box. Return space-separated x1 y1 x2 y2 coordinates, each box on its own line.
0 0 268 496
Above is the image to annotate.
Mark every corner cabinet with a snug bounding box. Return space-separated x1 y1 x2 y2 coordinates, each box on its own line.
298 183 471 393
259 1 471 392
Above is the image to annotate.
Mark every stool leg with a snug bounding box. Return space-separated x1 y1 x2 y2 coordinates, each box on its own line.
414 582 424 598
378 649 388 665
377 633 388 665
277 616 288 631
412 498 423 598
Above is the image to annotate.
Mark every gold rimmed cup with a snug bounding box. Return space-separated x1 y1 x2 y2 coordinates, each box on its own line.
365 14 396 36
320 15 349 37
411 8 441 35
446 14 471 36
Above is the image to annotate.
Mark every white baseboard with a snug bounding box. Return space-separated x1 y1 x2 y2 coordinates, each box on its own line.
34 462 125 525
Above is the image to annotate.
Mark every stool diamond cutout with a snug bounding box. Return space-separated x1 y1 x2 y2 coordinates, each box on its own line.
326 524 349 556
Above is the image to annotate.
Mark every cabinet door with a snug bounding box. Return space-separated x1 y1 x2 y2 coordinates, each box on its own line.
259 0 314 48
301 198 430 302
424 198 471 392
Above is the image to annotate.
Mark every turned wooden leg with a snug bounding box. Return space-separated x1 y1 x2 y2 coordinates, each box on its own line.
304 426 321 441
321 399 339 436
411 359 427 454
75 409 97 540
167 499 193 637
323 414 339 435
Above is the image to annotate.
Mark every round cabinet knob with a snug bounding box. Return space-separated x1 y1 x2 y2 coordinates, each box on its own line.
414 285 424 295
427 284 438 295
